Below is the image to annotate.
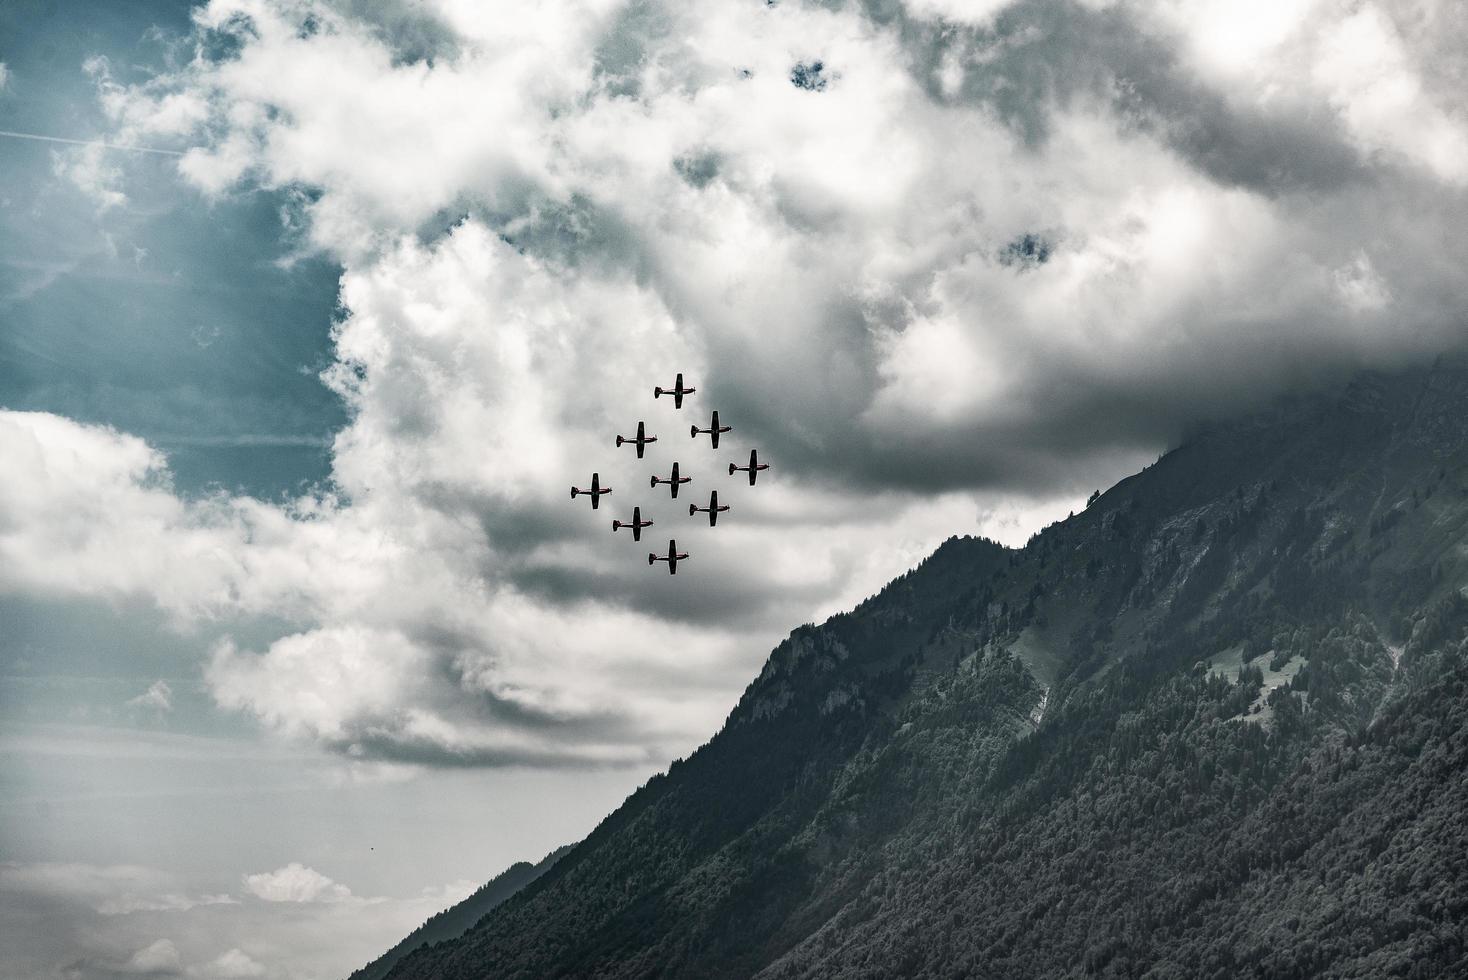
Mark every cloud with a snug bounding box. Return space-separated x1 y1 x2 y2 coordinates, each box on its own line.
0 62 10 91
122 938 182 975
126 681 174 713
0 859 477 980
1311 3 1468 183
903 0 1021 27
241 863 352 904
196 949 266 979
53 143 128 210
3 0 1465 770
0 862 235 918
0 411 322 623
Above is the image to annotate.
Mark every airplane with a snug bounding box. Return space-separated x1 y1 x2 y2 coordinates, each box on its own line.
689 489 730 526
612 506 654 542
651 461 692 498
570 472 611 509
729 449 769 485
615 420 658 459
690 410 731 448
653 372 696 409
648 538 689 575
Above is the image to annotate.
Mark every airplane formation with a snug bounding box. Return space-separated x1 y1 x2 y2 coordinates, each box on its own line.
570 373 769 574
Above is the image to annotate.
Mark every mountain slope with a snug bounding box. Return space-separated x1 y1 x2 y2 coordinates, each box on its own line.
349 846 569 980
384 358 1468 979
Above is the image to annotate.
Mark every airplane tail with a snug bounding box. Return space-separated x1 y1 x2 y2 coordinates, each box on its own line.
728 463 737 476
612 520 622 531
650 475 658 488
647 553 656 565
653 387 663 398
690 424 699 438
571 488 580 499
688 504 697 516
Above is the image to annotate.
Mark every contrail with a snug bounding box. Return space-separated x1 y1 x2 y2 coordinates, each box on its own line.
0 129 185 156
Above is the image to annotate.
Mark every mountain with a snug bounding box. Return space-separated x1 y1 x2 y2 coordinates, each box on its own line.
382 358 1468 979
349 846 570 980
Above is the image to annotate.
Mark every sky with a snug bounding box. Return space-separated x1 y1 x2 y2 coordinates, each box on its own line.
1 0 1465 976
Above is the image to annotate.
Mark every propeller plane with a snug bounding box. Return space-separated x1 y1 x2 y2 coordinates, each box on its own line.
616 420 657 458
729 449 769 486
648 539 689 574
570 472 611 509
612 506 654 542
689 490 730 526
651 461 692 498
654 372 696 409
690 410 731 449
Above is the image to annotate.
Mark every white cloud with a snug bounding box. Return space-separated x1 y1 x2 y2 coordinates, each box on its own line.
1312 3 1468 183
196 949 266 979
242 863 353 904
0 859 479 980
87 54 209 139
903 0 1023 26
53 143 127 210
0 62 10 91
1333 251 1392 312
0 862 235 918
1139 0 1468 183
123 938 182 974
0 411 322 623
127 680 175 713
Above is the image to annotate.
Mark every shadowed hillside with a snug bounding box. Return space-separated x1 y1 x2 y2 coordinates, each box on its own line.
349 846 570 980
383 358 1468 979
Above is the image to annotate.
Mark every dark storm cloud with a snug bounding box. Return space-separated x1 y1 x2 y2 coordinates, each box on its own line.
867 0 1367 195
324 729 661 769
512 554 835 629
707 309 1462 498
607 0 1466 501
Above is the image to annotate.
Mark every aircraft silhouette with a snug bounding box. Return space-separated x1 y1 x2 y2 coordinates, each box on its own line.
729 449 769 485
615 420 657 459
690 410 731 448
612 506 653 542
570 472 611 509
648 538 689 574
651 461 692 498
654 372 696 409
689 489 730 526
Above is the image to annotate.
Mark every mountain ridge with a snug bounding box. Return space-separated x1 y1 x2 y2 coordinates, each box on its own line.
382 356 1468 978
348 845 570 980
